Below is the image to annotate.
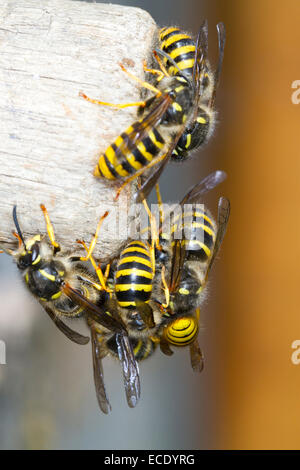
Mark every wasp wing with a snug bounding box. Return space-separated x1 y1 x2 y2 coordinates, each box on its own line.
62 283 126 334
159 336 174 356
205 196 230 280
190 338 204 373
135 121 192 202
168 171 226 292
91 325 111 414
115 333 141 409
180 170 227 206
112 93 172 163
44 306 89 345
192 19 208 102
209 22 226 107
135 300 155 329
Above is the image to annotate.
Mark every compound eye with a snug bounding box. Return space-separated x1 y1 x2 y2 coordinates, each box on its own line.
31 243 40 263
17 253 32 270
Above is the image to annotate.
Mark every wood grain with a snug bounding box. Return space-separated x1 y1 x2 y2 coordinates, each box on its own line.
0 0 157 261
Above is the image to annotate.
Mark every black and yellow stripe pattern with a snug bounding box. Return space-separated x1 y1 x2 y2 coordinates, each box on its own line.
94 122 165 180
164 316 198 347
159 27 196 76
115 241 154 308
172 209 216 261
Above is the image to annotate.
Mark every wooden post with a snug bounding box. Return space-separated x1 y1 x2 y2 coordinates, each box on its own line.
0 0 157 261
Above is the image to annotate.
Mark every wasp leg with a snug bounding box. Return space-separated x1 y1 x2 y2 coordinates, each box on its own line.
119 63 162 96
78 211 109 263
152 50 170 78
143 60 165 82
77 239 111 294
40 204 60 254
114 152 167 201
79 91 146 109
161 265 170 308
155 183 164 227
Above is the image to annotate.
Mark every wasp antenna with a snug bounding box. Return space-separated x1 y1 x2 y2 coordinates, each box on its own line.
12 205 26 249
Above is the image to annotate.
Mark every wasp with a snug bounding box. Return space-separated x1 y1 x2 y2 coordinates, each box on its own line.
0 205 141 413
79 22 216 201
154 171 230 370
115 171 230 372
158 21 226 161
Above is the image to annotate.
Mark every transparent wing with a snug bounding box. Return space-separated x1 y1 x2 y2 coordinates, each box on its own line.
112 93 172 161
91 325 111 414
135 124 190 202
205 196 230 279
62 282 126 334
180 170 227 206
44 306 89 345
168 171 227 292
116 333 141 409
190 338 204 373
209 22 226 107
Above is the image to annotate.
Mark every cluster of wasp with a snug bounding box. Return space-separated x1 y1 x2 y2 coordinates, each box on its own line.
1 22 230 413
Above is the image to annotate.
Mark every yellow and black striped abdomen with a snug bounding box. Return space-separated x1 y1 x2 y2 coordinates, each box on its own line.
132 338 156 361
94 122 165 180
164 316 198 347
115 241 154 308
159 27 196 76
172 209 216 261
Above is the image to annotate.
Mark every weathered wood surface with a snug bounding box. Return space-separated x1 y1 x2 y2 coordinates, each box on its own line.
0 0 157 261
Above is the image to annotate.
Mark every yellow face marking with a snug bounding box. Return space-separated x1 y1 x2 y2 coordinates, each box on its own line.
58 270 65 276
25 273 29 284
51 291 62 300
174 85 185 93
39 269 56 282
197 117 207 124
179 287 189 295
185 134 191 149
176 77 188 83
25 235 41 251
172 102 182 112
182 114 187 123
32 254 41 266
